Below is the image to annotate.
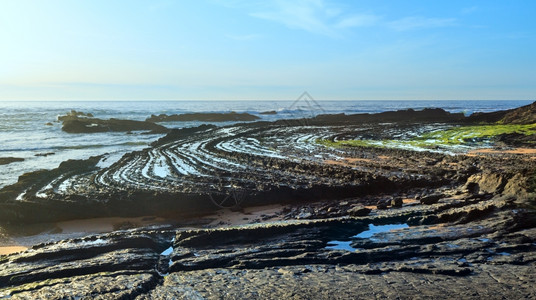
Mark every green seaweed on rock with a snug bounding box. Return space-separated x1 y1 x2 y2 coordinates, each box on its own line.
317 124 536 150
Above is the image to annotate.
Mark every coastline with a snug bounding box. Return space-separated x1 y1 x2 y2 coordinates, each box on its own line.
1 102 535 298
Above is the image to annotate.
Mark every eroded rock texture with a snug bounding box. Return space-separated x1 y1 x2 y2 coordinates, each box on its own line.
0 108 535 298
1 122 472 223
1 188 535 298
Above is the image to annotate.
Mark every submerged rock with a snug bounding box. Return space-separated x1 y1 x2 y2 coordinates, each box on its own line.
0 157 24 165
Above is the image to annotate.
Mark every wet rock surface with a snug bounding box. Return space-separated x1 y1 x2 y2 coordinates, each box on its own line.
1 187 535 298
1 105 535 224
0 105 535 298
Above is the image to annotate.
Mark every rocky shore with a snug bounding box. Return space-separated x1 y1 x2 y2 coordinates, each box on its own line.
1 103 535 298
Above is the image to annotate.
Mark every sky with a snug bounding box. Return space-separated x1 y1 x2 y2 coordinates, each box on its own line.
0 0 535 101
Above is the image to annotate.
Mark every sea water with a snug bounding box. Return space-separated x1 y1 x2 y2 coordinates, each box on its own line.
0 100 532 189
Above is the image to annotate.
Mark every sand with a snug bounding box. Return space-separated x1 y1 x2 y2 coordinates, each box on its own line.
0 216 169 256
468 147 536 156
323 156 389 167
0 246 28 256
56 216 168 234
206 204 288 227
0 206 290 256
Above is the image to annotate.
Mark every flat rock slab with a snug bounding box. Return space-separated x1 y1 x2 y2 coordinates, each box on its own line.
139 264 536 300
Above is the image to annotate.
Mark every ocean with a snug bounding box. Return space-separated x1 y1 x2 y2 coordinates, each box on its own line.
0 100 532 189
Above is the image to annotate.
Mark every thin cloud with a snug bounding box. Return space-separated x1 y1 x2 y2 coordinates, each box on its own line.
227 1 456 36
250 0 380 37
388 17 457 31
251 0 334 36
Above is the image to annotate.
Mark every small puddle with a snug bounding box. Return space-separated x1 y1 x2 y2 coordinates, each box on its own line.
326 223 409 252
325 241 355 251
354 224 409 239
160 246 173 256
157 236 175 276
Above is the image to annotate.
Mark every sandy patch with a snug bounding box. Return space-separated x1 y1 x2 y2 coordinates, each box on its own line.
324 156 386 167
427 224 447 230
56 216 168 234
468 148 536 155
0 246 28 256
207 204 288 227
402 198 418 204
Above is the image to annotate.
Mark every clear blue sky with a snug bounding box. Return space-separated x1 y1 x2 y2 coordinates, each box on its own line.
1 0 535 100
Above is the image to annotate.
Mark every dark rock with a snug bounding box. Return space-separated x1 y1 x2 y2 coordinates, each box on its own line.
260 110 277 115
0 157 24 165
34 152 55 157
62 117 169 134
499 101 536 124
465 173 506 194
495 133 536 148
377 199 390 209
151 124 217 147
312 108 466 125
348 205 371 216
391 197 403 208
420 194 443 205
465 182 480 194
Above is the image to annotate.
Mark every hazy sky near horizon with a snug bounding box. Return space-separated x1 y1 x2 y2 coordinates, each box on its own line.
1 0 535 101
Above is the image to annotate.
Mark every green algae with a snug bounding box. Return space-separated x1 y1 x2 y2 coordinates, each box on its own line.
317 124 536 150
417 124 536 146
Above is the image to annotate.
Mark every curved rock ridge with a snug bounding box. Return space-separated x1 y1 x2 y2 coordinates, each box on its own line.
1 122 472 223
2 115 536 224
1 105 536 298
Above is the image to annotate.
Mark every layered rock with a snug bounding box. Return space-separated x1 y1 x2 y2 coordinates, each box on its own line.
61 117 168 134
1 181 535 298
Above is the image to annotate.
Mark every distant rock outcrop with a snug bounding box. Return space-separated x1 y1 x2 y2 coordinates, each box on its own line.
57 110 94 121
60 115 168 134
146 112 260 123
465 101 536 124
310 108 466 124
0 157 24 165
499 101 536 124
